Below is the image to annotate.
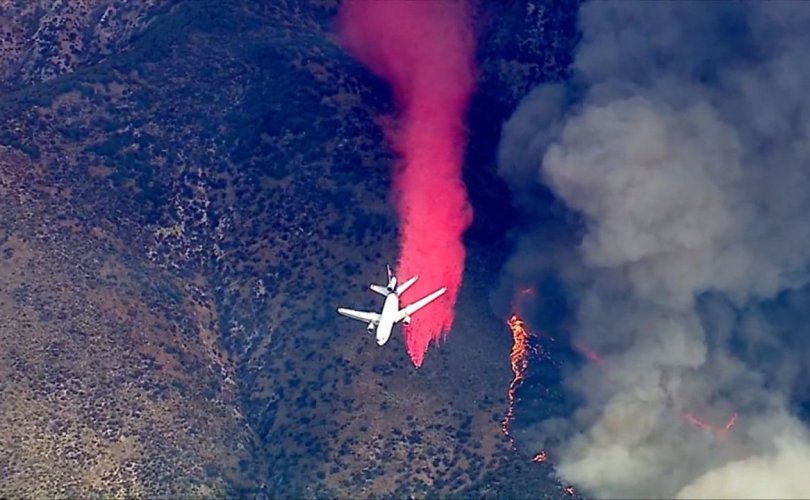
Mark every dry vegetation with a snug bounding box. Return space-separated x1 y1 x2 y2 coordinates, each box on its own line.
0 146 261 496
0 0 577 497
0 0 170 88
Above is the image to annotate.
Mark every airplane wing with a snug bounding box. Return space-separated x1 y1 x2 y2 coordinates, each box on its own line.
337 308 381 324
395 287 447 323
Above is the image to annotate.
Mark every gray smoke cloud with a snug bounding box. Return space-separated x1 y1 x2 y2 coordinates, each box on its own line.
498 2 810 498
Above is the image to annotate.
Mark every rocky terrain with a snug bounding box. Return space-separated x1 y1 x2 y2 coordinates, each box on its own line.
0 0 581 496
0 0 171 89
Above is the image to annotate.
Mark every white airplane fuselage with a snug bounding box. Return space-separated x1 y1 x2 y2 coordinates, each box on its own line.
375 292 403 346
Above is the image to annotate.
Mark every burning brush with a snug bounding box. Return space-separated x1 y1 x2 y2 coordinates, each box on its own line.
501 314 531 442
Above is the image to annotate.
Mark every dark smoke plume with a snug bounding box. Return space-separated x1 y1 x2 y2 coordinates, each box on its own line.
498 2 810 497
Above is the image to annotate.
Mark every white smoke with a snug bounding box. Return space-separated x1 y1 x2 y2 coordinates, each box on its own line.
498 2 810 498
677 416 810 499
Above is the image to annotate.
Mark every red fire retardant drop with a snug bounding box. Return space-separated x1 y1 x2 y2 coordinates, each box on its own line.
338 1 476 366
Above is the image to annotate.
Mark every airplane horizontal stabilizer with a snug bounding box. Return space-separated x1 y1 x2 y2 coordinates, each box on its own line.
396 275 418 296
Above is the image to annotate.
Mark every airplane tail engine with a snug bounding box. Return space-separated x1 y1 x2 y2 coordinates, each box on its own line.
403 315 412 326
367 322 375 333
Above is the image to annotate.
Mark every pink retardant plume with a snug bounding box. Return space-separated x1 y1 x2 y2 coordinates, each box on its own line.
337 0 476 367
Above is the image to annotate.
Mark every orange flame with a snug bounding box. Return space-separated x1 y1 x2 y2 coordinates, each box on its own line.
681 411 738 439
501 314 530 441
505 293 734 500
513 286 536 312
502 302 574 495
572 341 602 364
723 413 738 434
572 342 739 441
682 411 714 432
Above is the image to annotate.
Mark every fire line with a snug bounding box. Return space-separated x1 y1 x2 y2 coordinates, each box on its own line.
501 314 531 442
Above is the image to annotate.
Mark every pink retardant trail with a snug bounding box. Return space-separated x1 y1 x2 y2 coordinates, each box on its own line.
337 1 476 367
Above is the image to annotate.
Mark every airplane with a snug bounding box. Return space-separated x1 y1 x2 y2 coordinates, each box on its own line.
337 265 447 346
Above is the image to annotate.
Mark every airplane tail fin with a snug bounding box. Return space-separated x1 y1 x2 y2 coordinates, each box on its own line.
396 275 418 296
386 264 393 281
369 284 390 297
